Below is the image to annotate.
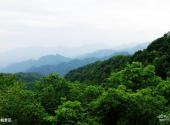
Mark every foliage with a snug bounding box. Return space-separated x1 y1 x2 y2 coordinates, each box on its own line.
35 74 70 114
0 82 46 125
54 101 84 125
108 62 161 90
1 61 169 125
0 73 16 90
15 72 43 83
1 33 170 125
91 86 166 125
66 33 170 83
65 55 130 84
132 34 170 79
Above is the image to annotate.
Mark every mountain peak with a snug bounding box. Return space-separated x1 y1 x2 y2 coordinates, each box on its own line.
1 54 72 73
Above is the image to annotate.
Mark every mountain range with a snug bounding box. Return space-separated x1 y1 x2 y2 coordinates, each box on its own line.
65 32 170 83
26 51 129 76
0 54 71 73
0 42 148 75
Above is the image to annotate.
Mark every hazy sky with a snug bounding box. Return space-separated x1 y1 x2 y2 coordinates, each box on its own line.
0 0 170 53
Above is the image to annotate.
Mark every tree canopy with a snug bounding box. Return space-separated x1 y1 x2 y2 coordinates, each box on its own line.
1 33 170 125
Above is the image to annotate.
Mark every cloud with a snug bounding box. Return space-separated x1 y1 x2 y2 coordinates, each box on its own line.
0 0 170 51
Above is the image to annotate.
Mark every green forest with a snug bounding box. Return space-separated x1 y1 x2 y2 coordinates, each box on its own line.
1 33 170 125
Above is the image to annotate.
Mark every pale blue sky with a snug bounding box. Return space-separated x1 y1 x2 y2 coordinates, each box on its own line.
0 0 170 53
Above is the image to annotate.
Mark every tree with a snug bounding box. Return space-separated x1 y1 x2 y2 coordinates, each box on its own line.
155 80 170 104
108 62 161 90
35 74 70 114
54 101 83 125
0 73 16 91
91 86 166 125
0 82 46 125
65 55 130 84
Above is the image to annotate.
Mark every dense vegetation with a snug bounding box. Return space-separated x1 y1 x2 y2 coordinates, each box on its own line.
27 52 129 76
65 34 170 83
0 33 170 125
65 55 131 84
1 62 170 125
132 34 170 79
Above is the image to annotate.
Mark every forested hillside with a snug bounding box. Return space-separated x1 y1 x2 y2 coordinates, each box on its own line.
0 62 170 125
132 34 170 79
65 34 170 83
26 51 129 76
65 55 130 84
0 33 170 125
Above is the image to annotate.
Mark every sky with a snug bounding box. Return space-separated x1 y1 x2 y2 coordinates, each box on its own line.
0 0 170 63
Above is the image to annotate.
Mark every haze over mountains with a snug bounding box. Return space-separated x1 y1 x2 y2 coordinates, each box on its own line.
27 57 100 76
77 42 149 59
65 32 170 83
0 50 127 74
0 42 148 68
0 42 148 75
0 54 72 73
0 45 111 68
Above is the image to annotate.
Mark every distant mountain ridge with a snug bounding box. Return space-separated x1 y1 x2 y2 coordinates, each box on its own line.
121 42 149 54
0 54 71 73
65 55 130 83
27 57 100 76
77 49 128 59
65 33 170 83
0 42 148 75
26 50 130 76
77 42 148 59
